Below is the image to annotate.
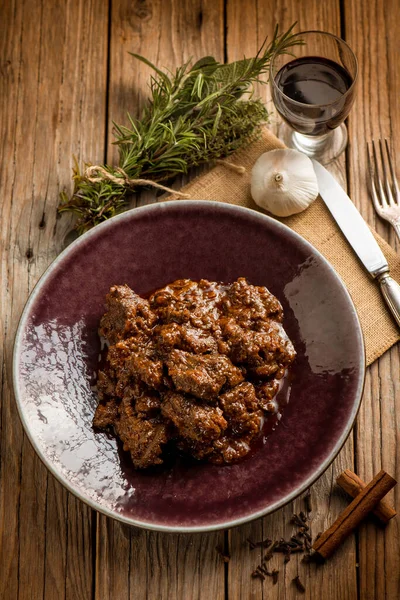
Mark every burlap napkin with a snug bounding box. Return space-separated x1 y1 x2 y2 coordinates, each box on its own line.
166 127 400 365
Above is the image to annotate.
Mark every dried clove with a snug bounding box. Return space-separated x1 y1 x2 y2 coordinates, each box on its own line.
247 537 272 550
247 538 257 550
293 575 306 593
275 540 304 554
303 530 312 542
299 511 308 524
290 513 309 530
252 569 265 581
290 513 304 527
248 505 319 582
215 546 230 563
252 561 280 585
289 536 305 548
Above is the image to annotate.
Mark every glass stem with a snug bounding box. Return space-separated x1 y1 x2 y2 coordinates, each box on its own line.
292 131 332 154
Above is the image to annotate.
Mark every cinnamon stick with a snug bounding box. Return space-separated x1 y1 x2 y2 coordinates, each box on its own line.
337 469 396 524
313 470 397 560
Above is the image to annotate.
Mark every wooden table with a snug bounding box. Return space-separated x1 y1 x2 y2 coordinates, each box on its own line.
1 1 399 598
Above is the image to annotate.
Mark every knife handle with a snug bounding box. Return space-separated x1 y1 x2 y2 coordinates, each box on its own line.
377 273 400 328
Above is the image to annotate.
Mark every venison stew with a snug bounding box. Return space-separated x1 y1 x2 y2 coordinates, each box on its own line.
14 200 365 530
94 277 296 468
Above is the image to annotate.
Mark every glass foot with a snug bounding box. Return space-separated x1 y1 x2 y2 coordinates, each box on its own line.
277 122 348 164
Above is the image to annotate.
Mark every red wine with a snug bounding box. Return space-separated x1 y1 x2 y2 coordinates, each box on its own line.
273 56 354 136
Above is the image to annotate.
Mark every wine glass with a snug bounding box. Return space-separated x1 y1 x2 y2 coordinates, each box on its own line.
269 31 358 163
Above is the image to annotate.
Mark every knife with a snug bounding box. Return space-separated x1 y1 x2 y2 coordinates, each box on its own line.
312 159 400 329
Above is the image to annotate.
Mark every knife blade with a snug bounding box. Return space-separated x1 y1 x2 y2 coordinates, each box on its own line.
312 159 388 277
312 159 400 328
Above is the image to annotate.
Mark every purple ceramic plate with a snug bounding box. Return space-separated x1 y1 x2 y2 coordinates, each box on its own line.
13 201 365 532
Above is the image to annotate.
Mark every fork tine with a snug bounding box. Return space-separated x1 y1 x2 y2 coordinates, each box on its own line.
380 140 396 207
367 142 384 213
384 139 400 203
372 140 389 208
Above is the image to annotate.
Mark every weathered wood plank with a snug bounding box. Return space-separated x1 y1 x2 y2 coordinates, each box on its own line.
226 1 357 598
43 478 68 600
0 3 35 597
138 531 225 600
2 0 399 598
95 517 131 600
345 0 400 598
0 0 108 597
95 2 226 598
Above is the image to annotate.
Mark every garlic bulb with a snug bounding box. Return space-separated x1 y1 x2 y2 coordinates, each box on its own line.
251 149 319 217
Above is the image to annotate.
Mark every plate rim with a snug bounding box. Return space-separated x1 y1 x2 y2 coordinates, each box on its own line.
13 200 366 532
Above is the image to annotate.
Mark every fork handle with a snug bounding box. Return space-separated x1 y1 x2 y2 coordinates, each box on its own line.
393 223 400 244
377 272 400 328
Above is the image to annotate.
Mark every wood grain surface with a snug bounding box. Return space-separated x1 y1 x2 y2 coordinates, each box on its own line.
345 0 400 598
1 0 107 598
0 1 398 599
225 2 356 599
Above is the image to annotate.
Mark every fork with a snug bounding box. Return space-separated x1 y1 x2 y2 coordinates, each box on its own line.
367 139 400 241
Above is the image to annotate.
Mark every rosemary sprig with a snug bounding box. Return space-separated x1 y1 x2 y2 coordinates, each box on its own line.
59 24 301 234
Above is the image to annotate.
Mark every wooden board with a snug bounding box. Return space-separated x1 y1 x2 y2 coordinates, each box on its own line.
1 0 399 598
226 2 357 598
0 0 108 597
345 0 400 598
94 2 226 598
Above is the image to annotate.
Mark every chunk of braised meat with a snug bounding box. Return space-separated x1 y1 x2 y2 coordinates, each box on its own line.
255 380 280 412
93 370 119 428
93 398 119 429
149 279 224 331
165 349 243 400
108 339 164 391
219 318 295 378
218 382 262 437
221 277 283 327
95 278 296 469
107 341 137 397
176 438 215 461
161 391 227 444
122 381 162 418
127 351 164 390
209 436 253 464
179 432 259 465
100 284 158 345
135 394 162 417
155 322 218 355
115 397 168 469
96 369 117 400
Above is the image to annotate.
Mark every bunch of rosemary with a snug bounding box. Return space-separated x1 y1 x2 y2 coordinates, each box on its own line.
59 24 300 234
